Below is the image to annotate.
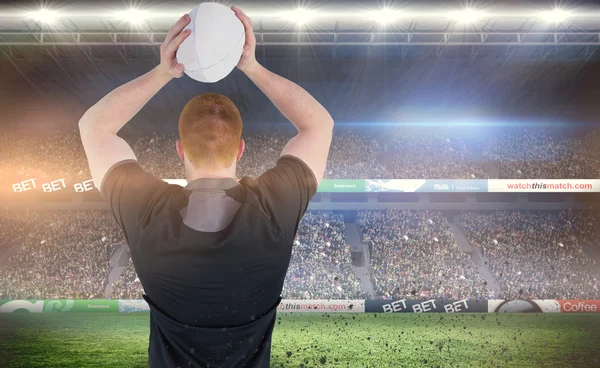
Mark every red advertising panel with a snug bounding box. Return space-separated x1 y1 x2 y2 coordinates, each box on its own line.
557 300 600 313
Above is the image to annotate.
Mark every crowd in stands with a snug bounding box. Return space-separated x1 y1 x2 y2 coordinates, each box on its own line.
461 210 600 300
389 135 488 179
0 210 121 300
325 133 390 179
358 210 489 301
482 131 600 179
281 212 368 300
2 208 600 301
4 129 600 184
1 131 387 186
111 259 141 299
0 132 90 188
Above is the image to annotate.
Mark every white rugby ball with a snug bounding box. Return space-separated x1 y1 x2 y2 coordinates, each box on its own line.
176 3 245 83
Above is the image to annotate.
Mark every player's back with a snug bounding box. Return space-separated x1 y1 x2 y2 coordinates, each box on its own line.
113 156 317 367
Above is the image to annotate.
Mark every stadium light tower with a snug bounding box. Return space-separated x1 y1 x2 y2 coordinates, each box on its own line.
282 8 317 26
369 8 402 25
27 8 59 24
449 9 486 24
539 9 571 23
114 8 150 25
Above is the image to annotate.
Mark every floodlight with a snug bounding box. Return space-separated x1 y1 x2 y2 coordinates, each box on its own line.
282 8 317 26
114 8 150 25
449 9 485 24
369 8 402 25
28 9 59 23
539 9 570 23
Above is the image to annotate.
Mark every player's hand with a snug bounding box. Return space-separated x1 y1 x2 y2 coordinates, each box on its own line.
158 14 192 79
232 6 259 73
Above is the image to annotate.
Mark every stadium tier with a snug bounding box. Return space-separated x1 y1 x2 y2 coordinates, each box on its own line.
1 210 598 301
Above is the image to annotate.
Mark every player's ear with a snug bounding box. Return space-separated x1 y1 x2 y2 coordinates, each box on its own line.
176 140 185 162
236 139 245 162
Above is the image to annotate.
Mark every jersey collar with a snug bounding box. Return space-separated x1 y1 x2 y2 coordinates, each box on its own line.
185 177 240 190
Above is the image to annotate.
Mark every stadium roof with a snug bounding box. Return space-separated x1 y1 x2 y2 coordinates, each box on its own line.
2 1 600 46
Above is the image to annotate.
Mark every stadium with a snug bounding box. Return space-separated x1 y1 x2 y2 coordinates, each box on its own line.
1 0 600 367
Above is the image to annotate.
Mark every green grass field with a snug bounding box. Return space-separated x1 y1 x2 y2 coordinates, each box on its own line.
1 313 599 367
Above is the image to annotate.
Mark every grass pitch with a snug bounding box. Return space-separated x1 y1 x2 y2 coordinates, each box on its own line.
0 313 599 367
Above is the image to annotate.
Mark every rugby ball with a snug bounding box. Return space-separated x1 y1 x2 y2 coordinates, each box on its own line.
176 3 245 83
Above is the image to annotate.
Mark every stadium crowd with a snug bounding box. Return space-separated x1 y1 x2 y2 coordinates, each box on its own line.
389 134 488 179
1 131 387 187
281 212 368 300
0 132 90 188
482 131 600 179
0 210 121 300
111 259 142 300
4 130 600 183
2 208 600 301
358 210 489 300
460 210 600 300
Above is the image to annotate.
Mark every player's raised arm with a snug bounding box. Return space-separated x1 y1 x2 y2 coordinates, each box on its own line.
78 14 191 190
233 6 334 186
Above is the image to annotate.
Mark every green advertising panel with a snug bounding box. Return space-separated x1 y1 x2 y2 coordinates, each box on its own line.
317 179 365 193
43 299 118 312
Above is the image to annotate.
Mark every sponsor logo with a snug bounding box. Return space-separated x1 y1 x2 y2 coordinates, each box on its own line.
381 299 472 313
443 300 469 313
88 304 111 309
333 184 357 188
276 300 360 312
559 300 600 313
44 300 75 312
433 184 450 190
277 302 351 312
382 299 407 313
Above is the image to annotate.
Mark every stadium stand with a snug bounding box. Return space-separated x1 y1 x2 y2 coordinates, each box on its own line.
4 130 600 182
1 209 599 300
357 210 490 300
460 210 600 300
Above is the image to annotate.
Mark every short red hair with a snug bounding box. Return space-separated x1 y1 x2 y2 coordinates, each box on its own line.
178 93 243 169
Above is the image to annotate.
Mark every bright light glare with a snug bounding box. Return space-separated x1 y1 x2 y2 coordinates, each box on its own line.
28 9 59 23
114 8 150 25
369 8 402 25
449 9 486 24
282 8 317 25
539 9 571 23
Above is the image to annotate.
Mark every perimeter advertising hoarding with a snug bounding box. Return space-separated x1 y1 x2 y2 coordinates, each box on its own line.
277 300 365 313
164 179 367 192
365 299 488 313
488 180 600 193
317 180 365 193
10 178 600 194
0 300 45 313
365 180 488 193
119 300 366 313
488 300 600 313
0 300 118 313
2 300 598 313
43 299 118 312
